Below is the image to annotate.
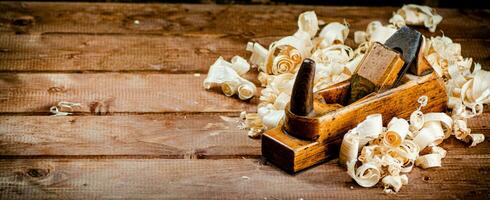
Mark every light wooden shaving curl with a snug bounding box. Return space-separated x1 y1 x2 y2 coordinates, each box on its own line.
382 174 408 193
203 56 256 100
354 21 397 45
239 111 267 138
50 101 81 116
389 4 443 32
318 22 349 46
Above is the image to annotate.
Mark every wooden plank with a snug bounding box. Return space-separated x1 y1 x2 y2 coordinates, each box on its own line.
0 155 488 199
0 34 488 72
0 73 257 113
0 112 487 157
0 114 259 157
458 39 490 69
0 34 251 73
468 111 490 131
0 2 488 39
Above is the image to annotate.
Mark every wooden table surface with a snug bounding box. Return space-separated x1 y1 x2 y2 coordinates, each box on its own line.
0 2 488 199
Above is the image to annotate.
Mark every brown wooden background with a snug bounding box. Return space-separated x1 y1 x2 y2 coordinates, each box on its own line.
0 2 489 199
11 0 490 9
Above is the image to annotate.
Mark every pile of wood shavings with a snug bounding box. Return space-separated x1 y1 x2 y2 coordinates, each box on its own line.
203 5 489 191
340 96 485 193
205 11 366 137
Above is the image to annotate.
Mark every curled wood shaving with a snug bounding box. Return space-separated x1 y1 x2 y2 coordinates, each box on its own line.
238 81 257 100
420 33 488 146
413 121 443 150
50 101 81 116
239 111 266 138
428 145 447 158
272 54 296 74
347 160 381 187
258 104 285 129
311 44 361 92
246 42 268 67
382 174 408 193
453 118 471 140
339 129 360 166
296 11 319 39
415 153 442 169
389 4 443 32
384 117 410 147
424 112 453 139
354 31 367 44
230 55 251 75
356 114 384 147
409 110 425 132
354 21 397 45
467 133 485 147
273 92 290 111
424 36 462 78
203 56 256 100
318 22 349 46
264 36 311 74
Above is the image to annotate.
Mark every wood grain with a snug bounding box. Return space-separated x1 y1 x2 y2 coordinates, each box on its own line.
0 109 486 158
0 34 253 73
0 114 259 157
0 155 488 199
0 3 488 39
0 73 257 113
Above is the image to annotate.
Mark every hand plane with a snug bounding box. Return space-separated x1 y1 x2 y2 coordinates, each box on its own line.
262 27 447 173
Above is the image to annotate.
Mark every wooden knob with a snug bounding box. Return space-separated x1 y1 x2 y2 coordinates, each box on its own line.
289 59 315 116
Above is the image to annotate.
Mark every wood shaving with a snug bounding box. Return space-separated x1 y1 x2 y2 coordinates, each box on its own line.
50 101 81 116
203 56 256 100
415 153 442 169
382 174 408 193
420 31 488 146
347 160 381 187
238 81 257 100
354 21 397 45
318 22 349 46
339 129 360 166
384 117 410 147
230 55 251 75
258 104 285 129
246 42 268 67
239 111 266 138
296 11 319 39
468 133 485 147
389 4 443 32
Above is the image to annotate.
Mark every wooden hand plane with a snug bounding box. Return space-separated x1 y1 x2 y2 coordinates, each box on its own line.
261 27 447 173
